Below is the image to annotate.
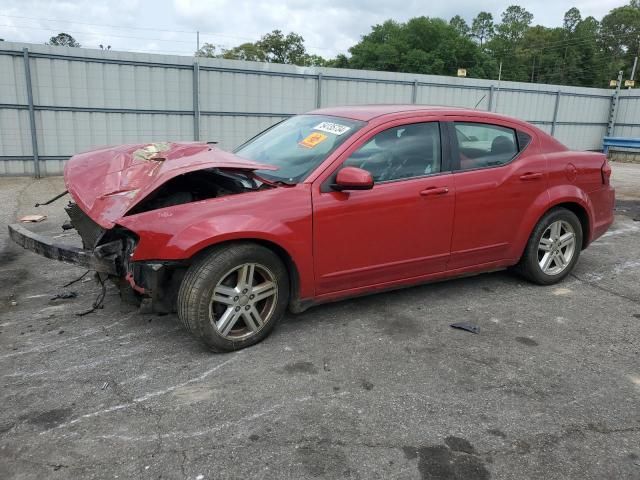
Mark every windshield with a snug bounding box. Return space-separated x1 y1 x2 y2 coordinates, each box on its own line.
234 115 365 183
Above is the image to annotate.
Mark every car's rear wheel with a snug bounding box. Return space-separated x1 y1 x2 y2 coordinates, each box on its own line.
517 208 583 285
177 243 289 352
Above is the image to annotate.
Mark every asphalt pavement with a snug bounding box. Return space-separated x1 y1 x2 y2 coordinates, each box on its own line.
0 165 639 479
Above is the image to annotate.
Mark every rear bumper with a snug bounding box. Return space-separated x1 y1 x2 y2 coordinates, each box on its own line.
8 223 120 275
588 185 615 244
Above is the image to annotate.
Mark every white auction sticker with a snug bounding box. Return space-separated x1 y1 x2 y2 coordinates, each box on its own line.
313 122 351 136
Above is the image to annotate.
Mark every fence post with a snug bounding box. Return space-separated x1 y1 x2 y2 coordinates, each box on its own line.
551 91 561 136
316 73 323 108
606 70 623 137
488 85 495 112
192 60 200 141
23 48 40 179
411 80 418 104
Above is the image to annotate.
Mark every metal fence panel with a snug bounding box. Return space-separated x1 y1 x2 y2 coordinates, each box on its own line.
323 79 412 106
615 96 640 125
556 94 610 123
612 125 640 138
553 124 609 151
200 70 315 114
200 115 287 150
1 41 640 177
0 53 27 104
416 84 489 110
0 109 32 156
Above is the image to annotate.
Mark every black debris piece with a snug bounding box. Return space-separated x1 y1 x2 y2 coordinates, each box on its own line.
450 322 480 334
50 291 78 301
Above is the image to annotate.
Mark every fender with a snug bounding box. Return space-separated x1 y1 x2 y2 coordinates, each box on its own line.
510 184 594 260
116 185 315 299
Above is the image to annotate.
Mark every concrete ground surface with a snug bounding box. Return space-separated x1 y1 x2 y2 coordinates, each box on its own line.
0 163 639 480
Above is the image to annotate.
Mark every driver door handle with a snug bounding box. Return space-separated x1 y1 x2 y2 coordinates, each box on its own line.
420 186 449 196
519 172 543 181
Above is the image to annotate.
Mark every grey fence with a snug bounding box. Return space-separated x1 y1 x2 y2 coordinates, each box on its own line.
1 41 639 177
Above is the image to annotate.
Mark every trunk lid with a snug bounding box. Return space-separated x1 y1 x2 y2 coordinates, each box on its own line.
64 142 276 228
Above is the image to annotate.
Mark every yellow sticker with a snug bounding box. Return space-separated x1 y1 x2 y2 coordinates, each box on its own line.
299 132 328 148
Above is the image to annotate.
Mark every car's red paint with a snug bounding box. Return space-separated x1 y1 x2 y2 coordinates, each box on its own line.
334 167 374 190
64 142 276 228
64 105 615 308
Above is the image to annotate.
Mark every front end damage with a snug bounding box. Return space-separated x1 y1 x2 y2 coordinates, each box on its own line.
8 141 279 313
9 200 184 312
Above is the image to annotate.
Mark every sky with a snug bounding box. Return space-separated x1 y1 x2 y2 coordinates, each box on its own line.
0 0 630 58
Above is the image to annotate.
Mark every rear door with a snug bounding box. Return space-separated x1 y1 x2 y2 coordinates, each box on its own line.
446 118 548 269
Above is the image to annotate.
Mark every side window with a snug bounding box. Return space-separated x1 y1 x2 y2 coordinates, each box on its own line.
454 123 519 171
343 122 441 182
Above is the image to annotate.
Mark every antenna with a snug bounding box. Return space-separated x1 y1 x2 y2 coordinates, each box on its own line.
474 95 486 109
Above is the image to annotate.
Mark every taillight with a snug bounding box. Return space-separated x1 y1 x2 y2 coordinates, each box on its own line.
601 160 612 185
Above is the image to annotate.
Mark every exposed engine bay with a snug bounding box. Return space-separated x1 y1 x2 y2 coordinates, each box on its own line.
61 168 271 312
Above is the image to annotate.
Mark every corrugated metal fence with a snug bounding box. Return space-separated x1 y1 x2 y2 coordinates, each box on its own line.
1 41 639 177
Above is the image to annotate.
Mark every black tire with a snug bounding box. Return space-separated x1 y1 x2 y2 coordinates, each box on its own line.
516 208 583 285
177 242 289 352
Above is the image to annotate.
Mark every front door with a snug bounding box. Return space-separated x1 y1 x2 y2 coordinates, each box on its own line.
312 120 456 295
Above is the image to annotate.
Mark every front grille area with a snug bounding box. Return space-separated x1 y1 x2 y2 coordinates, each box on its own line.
65 202 106 250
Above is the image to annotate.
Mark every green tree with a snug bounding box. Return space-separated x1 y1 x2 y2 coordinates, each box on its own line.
563 7 582 32
449 15 470 37
496 5 533 43
471 12 494 47
220 43 267 62
195 30 327 66
46 33 80 47
255 30 307 64
195 42 218 58
600 1 640 78
346 17 496 78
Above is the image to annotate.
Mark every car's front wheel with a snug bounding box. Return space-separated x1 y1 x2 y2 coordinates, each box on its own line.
177 243 289 352
517 208 583 285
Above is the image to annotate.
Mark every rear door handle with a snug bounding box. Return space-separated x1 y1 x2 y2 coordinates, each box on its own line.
420 186 449 196
520 172 543 181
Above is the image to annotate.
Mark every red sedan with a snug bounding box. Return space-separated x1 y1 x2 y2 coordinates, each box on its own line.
9 105 615 352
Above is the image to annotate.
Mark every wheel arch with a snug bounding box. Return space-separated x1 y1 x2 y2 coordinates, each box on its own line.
188 237 304 311
512 189 594 262
548 201 590 249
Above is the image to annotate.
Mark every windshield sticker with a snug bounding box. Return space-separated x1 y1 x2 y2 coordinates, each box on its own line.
299 132 328 149
313 122 351 136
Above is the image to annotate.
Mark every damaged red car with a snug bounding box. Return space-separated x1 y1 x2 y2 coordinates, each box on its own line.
9 105 615 352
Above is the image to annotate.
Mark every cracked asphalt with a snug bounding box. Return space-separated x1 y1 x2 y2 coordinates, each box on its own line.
1 163 639 480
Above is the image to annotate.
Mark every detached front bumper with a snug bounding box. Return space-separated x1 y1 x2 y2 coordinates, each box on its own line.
8 223 120 275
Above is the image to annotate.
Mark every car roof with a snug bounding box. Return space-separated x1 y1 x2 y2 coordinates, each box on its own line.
308 104 522 124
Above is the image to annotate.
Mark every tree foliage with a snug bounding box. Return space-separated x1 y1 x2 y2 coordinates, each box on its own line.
471 12 494 47
449 15 470 37
345 17 496 77
195 29 326 66
46 33 80 47
192 2 640 88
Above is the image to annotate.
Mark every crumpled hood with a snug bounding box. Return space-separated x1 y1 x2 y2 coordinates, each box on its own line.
64 142 276 228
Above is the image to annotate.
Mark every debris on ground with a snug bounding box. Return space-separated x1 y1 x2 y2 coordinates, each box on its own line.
19 214 47 223
50 291 78 301
450 322 480 334
76 273 107 317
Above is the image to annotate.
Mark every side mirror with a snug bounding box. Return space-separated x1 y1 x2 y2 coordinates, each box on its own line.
332 167 374 191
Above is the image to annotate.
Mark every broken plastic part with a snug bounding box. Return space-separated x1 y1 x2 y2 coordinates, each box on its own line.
450 322 480 334
35 189 68 207
50 291 78 301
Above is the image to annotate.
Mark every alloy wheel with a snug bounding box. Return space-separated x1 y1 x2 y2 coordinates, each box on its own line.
537 220 576 276
209 263 278 340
